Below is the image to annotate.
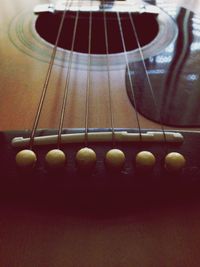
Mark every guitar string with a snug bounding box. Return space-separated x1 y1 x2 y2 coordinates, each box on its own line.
84 0 93 146
48 0 51 8
128 11 167 144
29 0 72 149
30 1 167 150
102 0 116 147
57 1 81 148
116 11 142 141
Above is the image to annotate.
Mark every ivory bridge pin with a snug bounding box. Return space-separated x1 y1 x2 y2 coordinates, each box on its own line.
15 149 37 169
45 149 66 168
76 147 96 171
105 149 126 171
135 151 156 171
164 152 186 172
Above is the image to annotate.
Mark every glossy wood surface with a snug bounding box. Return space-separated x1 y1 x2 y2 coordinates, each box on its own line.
1 0 200 266
0 0 170 131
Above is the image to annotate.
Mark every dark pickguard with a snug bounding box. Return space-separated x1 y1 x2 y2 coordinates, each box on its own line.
1 129 200 209
126 5 200 127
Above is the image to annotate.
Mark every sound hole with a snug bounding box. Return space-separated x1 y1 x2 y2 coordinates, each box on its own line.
35 12 159 54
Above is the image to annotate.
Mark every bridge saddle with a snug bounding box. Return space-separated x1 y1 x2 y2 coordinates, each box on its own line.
12 131 184 148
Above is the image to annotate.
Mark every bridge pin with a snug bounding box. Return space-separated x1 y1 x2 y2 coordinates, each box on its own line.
135 151 156 170
76 147 96 171
164 152 186 172
105 149 125 171
15 149 37 169
45 149 66 168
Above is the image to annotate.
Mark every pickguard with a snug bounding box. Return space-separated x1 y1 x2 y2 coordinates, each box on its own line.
126 5 200 127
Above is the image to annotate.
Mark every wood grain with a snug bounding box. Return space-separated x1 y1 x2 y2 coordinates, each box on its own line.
1 202 200 267
0 0 172 131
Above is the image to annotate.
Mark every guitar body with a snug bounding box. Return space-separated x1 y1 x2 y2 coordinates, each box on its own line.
0 0 141 130
1 0 200 198
1 0 195 131
2 1 200 267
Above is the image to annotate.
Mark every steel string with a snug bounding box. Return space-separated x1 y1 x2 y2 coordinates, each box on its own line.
128 11 167 143
102 0 116 147
116 11 142 141
57 1 81 148
29 0 72 149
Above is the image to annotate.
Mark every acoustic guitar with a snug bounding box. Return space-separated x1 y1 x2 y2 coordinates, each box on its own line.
1 0 200 206
1 0 200 266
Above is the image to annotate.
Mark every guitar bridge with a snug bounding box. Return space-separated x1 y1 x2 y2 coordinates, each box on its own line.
0 129 199 207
